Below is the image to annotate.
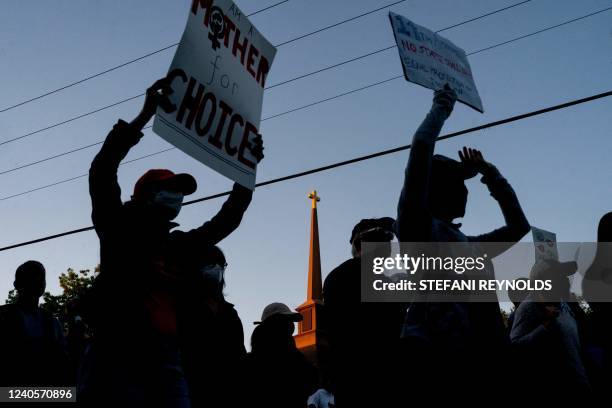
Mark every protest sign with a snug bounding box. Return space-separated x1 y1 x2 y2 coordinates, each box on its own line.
389 12 483 113
532 226 559 261
153 0 277 189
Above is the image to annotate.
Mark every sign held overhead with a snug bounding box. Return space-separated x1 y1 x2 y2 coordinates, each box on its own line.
153 0 277 189
389 12 484 113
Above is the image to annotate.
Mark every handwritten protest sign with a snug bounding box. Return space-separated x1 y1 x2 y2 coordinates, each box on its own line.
532 226 559 261
153 0 277 189
389 12 483 113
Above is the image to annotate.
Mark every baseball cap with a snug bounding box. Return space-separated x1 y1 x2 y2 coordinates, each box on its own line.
133 169 197 200
350 217 396 244
254 302 302 325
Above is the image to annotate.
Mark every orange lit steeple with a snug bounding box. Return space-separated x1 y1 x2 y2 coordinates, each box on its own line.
294 190 325 364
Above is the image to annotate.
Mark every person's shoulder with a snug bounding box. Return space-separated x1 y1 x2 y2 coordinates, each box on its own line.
514 297 539 317
0 303 18 317
331 258 360 275
324 258 357 286
222 301 241 317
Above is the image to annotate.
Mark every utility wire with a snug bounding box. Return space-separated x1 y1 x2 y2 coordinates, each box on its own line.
0 0 400 114
1 3 607 175
273 0 406 47
247 0 290 17
0 146 175 202
0 89 610 252
466 5 612 55
0 0 409 148
0 94 144 148
0 75 402 201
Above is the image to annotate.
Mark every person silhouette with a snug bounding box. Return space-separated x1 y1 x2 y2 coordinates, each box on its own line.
510 260 590 397
322 217 406 407
395 84 530 400
0 261 68 386
177 246 247 408
82 77 263 406
582 212 612 314
246 303 317 408
582 212 612 395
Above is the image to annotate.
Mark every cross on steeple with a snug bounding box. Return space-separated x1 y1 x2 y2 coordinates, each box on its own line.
308 190 321 209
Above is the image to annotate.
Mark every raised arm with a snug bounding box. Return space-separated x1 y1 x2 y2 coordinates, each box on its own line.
89 77 175 235
89 120 142 235
183 182 253 246
463 148 530 255
396 85 457 242
182 134 265 246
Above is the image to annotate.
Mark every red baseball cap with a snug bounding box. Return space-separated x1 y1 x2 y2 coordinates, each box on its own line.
133 169 197 200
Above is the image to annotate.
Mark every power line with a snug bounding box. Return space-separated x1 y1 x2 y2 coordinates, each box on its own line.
264 0 532 91
0 2 606 176
271 2 612 81
0 0 408 149
0 45 176 115
273 0 406 47
262 75 402 120
0 74 402 201
246 0 291 17
1 88 610 252
0 74 397 178
0 0 401 114
0 0 291 114
0 141 104 176
466 5 612 55
265 45 397 90
0 94 144 148
0 145 175 202
435 0 532 32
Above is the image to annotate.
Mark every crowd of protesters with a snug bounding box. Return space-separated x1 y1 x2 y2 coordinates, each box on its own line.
1 78 611 407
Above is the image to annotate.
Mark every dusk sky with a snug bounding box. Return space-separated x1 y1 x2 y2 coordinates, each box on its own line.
1 0 611 345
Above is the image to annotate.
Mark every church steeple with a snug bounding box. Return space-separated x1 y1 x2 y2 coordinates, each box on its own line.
306 190 322 302
295 190 325 365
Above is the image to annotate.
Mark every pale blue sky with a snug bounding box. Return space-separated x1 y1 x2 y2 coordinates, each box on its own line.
0 0 611 343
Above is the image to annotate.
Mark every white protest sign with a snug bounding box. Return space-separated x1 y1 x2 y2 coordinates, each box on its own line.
532 226 559 261
153 0 277 189
389 12 483 113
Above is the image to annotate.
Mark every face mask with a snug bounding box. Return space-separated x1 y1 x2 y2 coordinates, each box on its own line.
201 264 225 283
152 190 184 219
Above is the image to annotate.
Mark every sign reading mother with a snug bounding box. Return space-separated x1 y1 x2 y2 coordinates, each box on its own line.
154 0 277 189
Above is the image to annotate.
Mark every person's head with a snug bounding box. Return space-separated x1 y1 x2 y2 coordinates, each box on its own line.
427 155 476 222
350 217 395 258
14 260 46 302
508 278 530 308
131 169 197 220
251 317 300 355
193 245 227 299
597 212 612 242
253 302 302 345
530 259 577 302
